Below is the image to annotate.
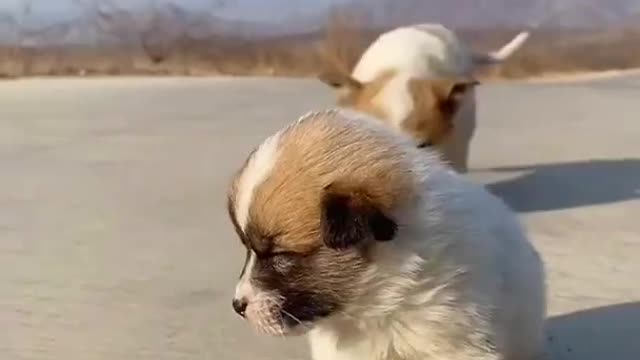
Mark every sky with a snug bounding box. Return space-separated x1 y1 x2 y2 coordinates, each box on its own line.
0 0 348 23
3 0 635 31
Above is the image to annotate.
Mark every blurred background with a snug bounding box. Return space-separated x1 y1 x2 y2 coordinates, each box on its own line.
1 0 639 79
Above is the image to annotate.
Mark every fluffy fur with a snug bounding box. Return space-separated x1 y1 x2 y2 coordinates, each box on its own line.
227 109 547 360
319 24 530 173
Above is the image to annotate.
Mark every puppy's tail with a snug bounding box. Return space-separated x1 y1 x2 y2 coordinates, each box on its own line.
472 31 530 67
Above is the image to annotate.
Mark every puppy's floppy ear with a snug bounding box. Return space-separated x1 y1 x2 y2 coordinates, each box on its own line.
431 77 479 115
320 182 397 250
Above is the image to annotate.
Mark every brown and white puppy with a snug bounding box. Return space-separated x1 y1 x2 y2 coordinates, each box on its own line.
227 109 547 360
319 24 530 173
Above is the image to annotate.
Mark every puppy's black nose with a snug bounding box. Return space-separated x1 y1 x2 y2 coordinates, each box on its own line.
232 298 248 317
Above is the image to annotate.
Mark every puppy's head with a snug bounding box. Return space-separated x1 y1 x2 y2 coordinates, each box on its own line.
318 68 478 149
227 110 418 336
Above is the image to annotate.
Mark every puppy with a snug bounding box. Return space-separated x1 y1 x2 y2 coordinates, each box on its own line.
319 24 530 173
226 109 547 360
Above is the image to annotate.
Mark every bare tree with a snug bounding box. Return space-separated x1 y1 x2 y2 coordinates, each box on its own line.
0 1 37 76
139 2 186 64
73 0 202 66
321 6 368 74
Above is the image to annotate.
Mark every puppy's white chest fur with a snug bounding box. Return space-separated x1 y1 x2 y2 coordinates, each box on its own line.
310 327 377 360
309 317 437 360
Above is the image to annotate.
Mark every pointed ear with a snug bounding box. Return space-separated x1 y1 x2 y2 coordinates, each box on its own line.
431 77 479 114
320 182 397 250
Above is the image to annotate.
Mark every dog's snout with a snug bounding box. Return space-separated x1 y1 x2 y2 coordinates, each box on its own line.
232 298 248 317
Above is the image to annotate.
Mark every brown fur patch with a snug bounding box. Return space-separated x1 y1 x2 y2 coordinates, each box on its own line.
404 77 452 145
336 70 396 121
404 77 477 146
323 69 477 149
244 112 416 254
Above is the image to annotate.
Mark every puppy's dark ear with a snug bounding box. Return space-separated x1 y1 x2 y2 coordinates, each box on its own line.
320 183 397 250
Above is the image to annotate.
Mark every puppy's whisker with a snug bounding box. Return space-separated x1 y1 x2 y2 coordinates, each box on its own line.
281 309 311 330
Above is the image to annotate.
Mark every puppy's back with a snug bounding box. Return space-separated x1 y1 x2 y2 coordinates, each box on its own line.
353 24 473 82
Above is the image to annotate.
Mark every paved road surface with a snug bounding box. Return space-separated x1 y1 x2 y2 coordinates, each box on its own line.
1 76 639 360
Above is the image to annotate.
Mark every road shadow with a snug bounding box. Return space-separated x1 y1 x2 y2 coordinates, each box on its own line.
547 302 640 360
483 159 640 212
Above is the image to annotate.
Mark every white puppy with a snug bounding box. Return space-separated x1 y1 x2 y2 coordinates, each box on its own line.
319 24 530 173
226 109 547 360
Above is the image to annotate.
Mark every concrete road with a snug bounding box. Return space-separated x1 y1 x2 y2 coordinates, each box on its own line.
1 76 639 360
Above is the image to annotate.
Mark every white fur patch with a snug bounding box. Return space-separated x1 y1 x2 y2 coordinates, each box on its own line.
235 251 257 300
234 252 288 336
296 109 341 126
235 132 281 230
371 73 414 128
